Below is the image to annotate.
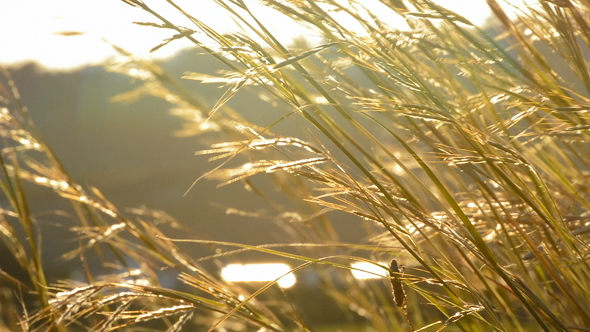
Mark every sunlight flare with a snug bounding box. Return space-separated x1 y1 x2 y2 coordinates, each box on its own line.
350 262 388 280
221 263 296 288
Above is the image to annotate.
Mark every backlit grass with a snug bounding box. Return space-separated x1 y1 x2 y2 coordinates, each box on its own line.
2 1 590 331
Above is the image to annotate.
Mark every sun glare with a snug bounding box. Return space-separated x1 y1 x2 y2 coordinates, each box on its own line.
221 263 297 288
350 262 389 280
0 0 529 70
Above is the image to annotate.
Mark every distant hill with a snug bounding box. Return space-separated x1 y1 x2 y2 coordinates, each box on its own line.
5 48 315 278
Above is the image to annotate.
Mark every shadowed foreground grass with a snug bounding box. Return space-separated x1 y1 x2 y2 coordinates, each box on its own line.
2 0 590 331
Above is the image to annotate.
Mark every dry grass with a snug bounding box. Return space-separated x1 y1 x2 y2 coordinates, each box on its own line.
2 0 590 331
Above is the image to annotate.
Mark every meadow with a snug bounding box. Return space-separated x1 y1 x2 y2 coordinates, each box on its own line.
1 0 590 331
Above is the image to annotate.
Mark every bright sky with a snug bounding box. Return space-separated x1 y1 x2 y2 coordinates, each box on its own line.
0 0 511 70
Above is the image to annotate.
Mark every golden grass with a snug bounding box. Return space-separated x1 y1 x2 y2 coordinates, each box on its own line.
2 1 590 331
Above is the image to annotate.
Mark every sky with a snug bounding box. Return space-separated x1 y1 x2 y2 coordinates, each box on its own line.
0 0 512 71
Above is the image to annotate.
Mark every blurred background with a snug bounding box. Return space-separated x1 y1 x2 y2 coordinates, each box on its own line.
0 0 502 271
0 0 522 327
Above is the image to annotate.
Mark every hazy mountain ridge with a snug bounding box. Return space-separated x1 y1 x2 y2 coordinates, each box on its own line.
5 49 296 271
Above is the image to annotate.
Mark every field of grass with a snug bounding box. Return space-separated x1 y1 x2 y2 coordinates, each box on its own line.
2 0 590 331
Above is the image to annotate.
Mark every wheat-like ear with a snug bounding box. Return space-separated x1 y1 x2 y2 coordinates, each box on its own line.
389 259 406 308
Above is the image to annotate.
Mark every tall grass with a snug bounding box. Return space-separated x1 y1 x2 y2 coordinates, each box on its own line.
2 0 590 331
